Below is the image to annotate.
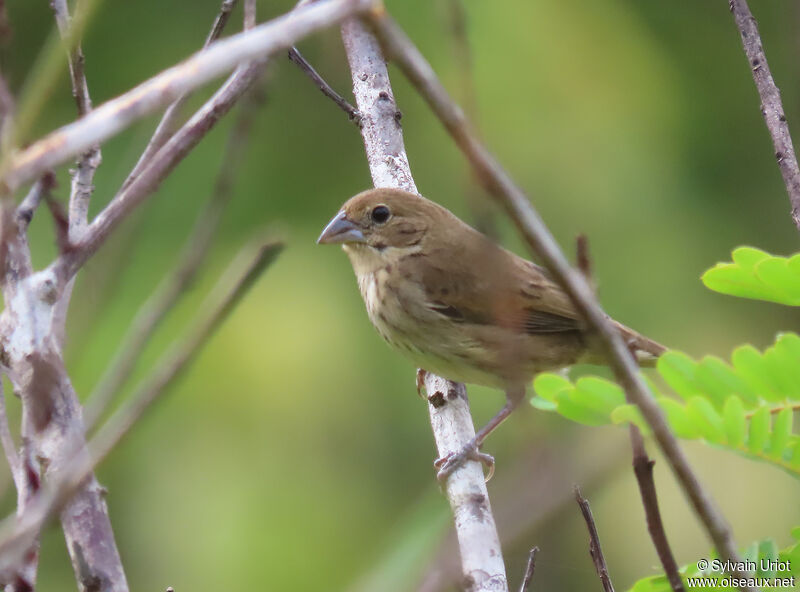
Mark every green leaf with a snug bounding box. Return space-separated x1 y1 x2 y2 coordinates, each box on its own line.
732 345 782 402
657 351 701 401
532 373 572 402
723 396 746 448
702 247 800 305
654 398 698 439
610 404 650 434
748 406 771 454
768 407 793 459
686 397 725 443
573 376 626 415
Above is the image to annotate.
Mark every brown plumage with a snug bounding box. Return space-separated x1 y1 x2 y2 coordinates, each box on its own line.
318 188 665 478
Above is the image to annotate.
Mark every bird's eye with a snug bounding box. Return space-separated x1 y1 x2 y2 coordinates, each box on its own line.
371 205 391 224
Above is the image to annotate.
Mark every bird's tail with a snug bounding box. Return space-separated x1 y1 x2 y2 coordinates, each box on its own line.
612 320 666 368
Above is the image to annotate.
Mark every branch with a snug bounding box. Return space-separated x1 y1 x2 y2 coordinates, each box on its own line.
47 57 268 293
1 0 372 194
575 487 615 592
288 47 361 125
83 80 265 432
729 0 800 231
0 239 283 575
340 17 508 591
629 427 685 592
51 0 101 239
123 0 241 191
518 547 537 592
367 13 752 586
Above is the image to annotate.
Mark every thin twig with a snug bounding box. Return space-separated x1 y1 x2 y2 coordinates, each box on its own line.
83 80 266 432
123 0 241 190
518 547 538 592
2 0 373 194
244 0 257 30
574 487 615 592
288 47 361 125
341 15 508 592
729 0 800 231
15 172 55 231
367 14 751 586
629 427 685 592
51 0 102 239
0 239 283 574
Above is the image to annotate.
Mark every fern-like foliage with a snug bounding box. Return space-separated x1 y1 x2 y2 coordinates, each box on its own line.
702 247 800 305
531 333 800 477
627 530 800 591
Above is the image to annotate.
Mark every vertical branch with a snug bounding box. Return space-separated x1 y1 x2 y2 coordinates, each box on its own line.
51 0 101 239
340 17 508 592
729 0 800 230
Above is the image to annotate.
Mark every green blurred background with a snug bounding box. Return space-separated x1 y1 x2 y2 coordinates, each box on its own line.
3 0 800 590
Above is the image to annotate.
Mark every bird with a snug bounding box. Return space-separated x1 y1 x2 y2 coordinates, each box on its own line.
318 187 665 480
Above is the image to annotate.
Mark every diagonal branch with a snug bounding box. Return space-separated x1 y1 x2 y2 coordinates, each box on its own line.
83 79 266 432
1 0 373 195
0 239 282 575
288 47 361 125
123 0 241 191
341 16 508 592
575 487 615 592
729 0 800 231
366 12 752 588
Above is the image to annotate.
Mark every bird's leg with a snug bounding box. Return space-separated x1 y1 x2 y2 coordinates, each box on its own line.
435 385 526 483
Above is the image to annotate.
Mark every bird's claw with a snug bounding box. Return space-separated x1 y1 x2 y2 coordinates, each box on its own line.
434 441 495 484
416 369 428 398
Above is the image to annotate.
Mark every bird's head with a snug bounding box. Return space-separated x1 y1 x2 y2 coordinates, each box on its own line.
317 189 432 266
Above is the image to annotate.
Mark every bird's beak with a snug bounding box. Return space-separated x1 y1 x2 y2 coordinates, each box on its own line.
317 211 366 245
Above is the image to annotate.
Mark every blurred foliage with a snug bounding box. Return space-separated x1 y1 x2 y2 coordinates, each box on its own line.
533 334 800 477
703 247 800 305
3 0 800 590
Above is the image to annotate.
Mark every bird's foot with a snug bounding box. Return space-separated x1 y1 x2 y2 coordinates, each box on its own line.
434 439 495 484
415 368 428 398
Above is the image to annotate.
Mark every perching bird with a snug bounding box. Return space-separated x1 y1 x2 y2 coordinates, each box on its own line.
318 188 665 479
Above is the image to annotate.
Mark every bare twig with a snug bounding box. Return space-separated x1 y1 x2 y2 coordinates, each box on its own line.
288 47 361 125
2 0 372 194
83 80 266 432
52 0 102 239
341 16 508 591
244 0 256 30
729 0 800 231
575 487 615 592
0 239 282 574
368 14 751 586
16 172 55 231
518 547 538 592
629 427 685 592
123 0 241 190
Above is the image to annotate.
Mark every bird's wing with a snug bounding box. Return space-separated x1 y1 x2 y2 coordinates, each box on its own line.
405 237 581 335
